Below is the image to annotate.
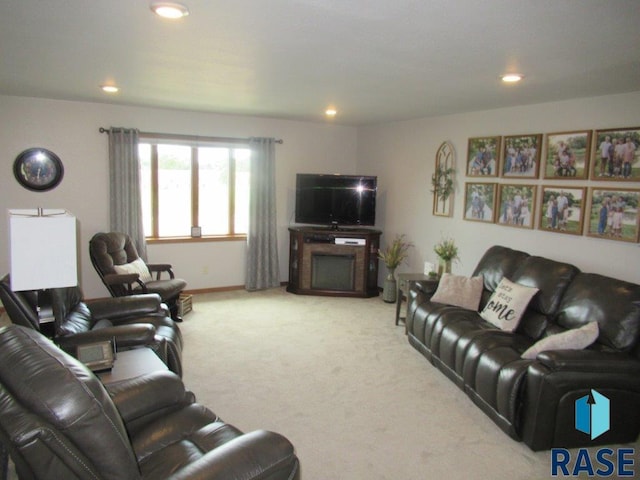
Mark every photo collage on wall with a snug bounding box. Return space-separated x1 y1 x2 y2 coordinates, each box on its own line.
463 127 640 243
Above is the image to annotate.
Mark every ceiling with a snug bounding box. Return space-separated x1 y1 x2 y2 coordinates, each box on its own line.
1 0 639 126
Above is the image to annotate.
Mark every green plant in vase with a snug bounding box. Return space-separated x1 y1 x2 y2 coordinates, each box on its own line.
378 234 413 303
433 236 459 276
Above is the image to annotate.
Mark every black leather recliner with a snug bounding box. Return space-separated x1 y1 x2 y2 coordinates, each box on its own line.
89 232 187 322
0 324 299 480
0 274 183 377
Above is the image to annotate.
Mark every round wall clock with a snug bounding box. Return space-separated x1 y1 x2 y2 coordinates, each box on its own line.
13 148 64 192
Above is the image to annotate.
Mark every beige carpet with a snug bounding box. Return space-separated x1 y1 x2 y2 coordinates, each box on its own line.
179 288 552 480
2 289 631 479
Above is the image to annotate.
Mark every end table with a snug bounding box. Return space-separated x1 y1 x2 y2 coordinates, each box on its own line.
97 347 168 385
395 273 439 327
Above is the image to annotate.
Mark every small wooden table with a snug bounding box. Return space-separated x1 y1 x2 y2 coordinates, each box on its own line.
395 273 439 326
98 348 168 385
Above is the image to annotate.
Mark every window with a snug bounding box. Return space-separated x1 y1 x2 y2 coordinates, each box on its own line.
138 136 250 241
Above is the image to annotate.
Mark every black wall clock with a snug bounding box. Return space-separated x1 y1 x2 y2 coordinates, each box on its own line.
13 148 64 192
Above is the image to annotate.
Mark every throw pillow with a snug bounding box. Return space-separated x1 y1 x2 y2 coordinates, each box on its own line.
521 322 599 360
479 277 538 332
430 273 484 311
113 257 153 284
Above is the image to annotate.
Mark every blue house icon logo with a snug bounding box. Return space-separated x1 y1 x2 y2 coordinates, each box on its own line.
575 389 610 440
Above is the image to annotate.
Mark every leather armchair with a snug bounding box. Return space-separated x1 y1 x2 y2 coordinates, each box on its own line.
0 324 300 480
89 232 187 321
0 275 183 377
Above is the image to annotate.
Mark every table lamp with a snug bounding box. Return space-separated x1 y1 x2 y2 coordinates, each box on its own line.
9 208 78 330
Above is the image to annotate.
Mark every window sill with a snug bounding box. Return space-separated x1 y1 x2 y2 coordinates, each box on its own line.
146 235 247 245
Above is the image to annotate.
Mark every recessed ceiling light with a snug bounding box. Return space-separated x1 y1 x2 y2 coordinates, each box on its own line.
501 73 524 83
325 108 337 117
100 85 119 94
150 1 189 19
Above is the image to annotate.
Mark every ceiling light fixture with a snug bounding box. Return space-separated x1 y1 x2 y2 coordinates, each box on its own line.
100 85 119 94
325 108 337 117
501 73 524 83
150 1 189 19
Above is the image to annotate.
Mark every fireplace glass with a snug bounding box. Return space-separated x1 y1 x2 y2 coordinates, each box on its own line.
311 254 355 291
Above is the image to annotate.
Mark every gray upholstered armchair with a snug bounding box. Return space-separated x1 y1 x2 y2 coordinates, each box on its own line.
0 325 299 480
89 232 187 322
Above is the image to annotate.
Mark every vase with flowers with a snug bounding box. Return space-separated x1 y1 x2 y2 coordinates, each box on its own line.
433 236 459 276
378 234 413 303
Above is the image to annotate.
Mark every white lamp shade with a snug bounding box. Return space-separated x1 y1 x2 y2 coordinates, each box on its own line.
9 210 78 291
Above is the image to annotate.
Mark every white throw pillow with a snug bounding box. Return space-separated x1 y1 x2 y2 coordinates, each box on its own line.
430 273 484 311
479 277 538 332
521 322 599 360
113 257 153 283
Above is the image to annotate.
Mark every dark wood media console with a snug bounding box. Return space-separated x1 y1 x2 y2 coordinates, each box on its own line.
287 226 381 298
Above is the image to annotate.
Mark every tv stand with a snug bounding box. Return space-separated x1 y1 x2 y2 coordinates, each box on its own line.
287 226 381 298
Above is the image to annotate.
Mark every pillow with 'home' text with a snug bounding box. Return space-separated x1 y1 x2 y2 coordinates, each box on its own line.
480 277 538 332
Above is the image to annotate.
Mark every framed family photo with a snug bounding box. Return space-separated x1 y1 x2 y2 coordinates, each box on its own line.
590 127 640 181
544 131 592 180
463 182 496 223
587 188 640 242
467 136 501 177
501 134 542 178
496 184 537 229
538 186 586 235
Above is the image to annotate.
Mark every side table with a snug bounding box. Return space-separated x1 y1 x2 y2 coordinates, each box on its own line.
395 273 439 327
97 347 168 385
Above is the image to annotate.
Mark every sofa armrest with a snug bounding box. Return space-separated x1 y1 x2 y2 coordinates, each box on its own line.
88 294 163 321
169 430 299 480
56 324 156 351
107 370 194 430
409 280 438 296
521 351 640 450
537 349 640 375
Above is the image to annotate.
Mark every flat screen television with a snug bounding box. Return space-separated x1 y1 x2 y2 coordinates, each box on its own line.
295 173 377 227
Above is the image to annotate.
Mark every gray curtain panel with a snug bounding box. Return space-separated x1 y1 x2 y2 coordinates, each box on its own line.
245 137 280 291
108 127 148 261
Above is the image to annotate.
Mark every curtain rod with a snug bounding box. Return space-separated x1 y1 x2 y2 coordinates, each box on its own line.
98 127 283 144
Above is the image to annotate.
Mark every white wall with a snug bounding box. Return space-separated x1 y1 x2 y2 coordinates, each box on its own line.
0 95 357 299
358 91 640 285
3 91 639 303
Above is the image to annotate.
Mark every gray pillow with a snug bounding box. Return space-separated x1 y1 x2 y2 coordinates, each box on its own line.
430 273 484 311
521 322 599 359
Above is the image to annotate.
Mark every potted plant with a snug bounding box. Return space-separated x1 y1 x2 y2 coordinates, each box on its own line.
378 234 413 303
433 236 459 275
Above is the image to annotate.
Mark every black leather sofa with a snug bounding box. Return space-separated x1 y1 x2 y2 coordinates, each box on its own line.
406 245 640 450
0 324 299 480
